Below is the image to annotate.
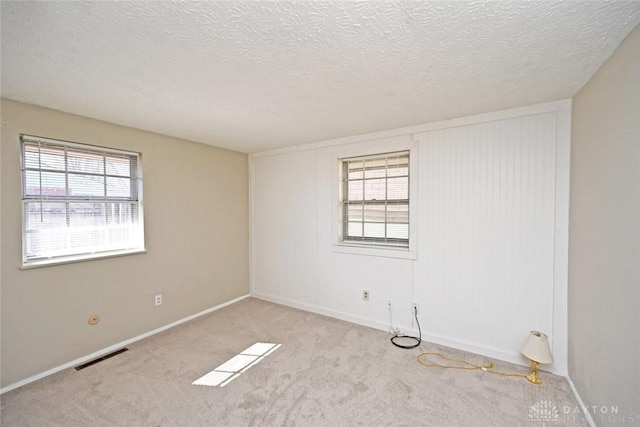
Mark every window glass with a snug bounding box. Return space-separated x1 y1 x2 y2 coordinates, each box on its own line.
21 135 144 265
341 151 409 247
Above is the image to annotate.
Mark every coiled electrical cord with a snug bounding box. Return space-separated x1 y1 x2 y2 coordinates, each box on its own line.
390 306 421 349
388 306 529 379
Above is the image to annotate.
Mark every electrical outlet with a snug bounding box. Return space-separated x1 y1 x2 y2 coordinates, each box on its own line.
386 299 393 311
413 302 420 315
362 290 370 301
155 294 162 306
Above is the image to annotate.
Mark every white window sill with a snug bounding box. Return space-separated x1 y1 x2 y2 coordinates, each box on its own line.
20 249 147 270
332 244 416 260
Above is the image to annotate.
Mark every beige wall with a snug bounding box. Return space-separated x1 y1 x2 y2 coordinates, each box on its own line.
569 24 639 424
0 99 249 387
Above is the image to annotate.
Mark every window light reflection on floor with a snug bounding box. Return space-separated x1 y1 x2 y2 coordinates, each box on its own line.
193 342 281 387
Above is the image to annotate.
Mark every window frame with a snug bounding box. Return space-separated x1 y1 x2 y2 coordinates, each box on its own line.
332 135 418 259
341 151 410 247
20 134 145 268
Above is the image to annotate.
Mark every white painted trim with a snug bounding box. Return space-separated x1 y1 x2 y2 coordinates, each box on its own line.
20 249 147 270
567 375 597 427
329 135 419 259
252 293 393 334
250 100 572 159
332 244 417 260
416 330 533 371
0 294 251 395
248 156 256 296
551 99 572 376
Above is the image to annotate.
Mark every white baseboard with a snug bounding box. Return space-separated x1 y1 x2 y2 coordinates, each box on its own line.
0 294 250 395
567 375 597 427
253 293 393 333
252 293 534 370
417 330 529 369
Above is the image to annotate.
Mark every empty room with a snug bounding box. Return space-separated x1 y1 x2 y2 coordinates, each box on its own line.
1 1 639 426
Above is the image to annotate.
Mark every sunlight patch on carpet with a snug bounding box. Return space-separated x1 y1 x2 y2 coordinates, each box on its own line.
193 342 281 387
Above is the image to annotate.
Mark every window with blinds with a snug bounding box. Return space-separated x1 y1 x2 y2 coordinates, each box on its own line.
21 135 144 265
341 151 409 247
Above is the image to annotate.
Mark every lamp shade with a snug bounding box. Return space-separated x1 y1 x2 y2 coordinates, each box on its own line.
521 331 554 364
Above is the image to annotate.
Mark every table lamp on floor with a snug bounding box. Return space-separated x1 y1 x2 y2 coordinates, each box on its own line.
520 331 553 385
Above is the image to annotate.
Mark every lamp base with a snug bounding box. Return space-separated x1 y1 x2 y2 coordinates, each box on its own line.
526 372 542 385
525 360 543 385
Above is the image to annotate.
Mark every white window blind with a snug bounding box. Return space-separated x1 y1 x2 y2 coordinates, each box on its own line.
21 135 144 264
341 151 409 247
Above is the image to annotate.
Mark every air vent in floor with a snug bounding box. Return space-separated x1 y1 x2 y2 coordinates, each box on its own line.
75 348 129 371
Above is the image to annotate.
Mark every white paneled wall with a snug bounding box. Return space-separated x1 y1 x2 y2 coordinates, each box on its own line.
251 150 318 305
250 101 570 374
415 113 558 366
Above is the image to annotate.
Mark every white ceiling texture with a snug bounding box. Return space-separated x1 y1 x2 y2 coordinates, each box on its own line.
2 1 640 153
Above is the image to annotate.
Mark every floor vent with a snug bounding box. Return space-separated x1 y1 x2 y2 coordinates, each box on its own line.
75 348 129 371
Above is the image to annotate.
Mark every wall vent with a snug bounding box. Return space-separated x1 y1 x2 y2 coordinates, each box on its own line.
74 348 129 371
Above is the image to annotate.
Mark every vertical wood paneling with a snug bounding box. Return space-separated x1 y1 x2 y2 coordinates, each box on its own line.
250 104 567 369
251 150 318 305
415 112 557 355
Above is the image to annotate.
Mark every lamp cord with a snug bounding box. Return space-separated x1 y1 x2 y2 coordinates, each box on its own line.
390 306 421 349
417 352 528 378
391 308 530 379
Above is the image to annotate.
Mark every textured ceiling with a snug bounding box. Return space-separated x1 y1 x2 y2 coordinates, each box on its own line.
2 1 640 153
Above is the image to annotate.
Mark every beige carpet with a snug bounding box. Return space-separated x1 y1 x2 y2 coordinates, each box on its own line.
1 298 588 426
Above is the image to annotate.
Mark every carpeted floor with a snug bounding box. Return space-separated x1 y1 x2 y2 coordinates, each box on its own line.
1 298 588 426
